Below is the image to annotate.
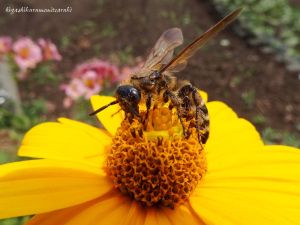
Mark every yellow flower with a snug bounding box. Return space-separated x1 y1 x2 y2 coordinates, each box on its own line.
1 92 300 224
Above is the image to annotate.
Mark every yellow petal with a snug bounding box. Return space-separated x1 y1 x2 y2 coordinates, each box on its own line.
58 117 111 141
90 95 124 136
18 120 111 167
160 204 205 225
205 101 263 166
190 145 300 224
25 193 147 225
0 159 114 219
25 194 205 225
120 200 147 225
207 101 238 123
145 207 171 225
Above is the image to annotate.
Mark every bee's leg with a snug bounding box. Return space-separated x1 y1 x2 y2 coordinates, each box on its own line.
163 90 186 136
143 93 152 125
195 106 207 150
200 130 209 144
127 113 134 124
111 109 122 118
190 86 210 147
195 105 202 149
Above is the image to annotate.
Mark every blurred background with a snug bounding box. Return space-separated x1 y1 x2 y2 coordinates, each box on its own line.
0 0 300 223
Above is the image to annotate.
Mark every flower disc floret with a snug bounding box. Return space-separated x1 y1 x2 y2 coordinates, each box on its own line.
106 107 207 209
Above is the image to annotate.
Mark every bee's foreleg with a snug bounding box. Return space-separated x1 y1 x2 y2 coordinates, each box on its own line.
143 93 152 125
127 113 134 124
163 90 186 136
111 109 122 118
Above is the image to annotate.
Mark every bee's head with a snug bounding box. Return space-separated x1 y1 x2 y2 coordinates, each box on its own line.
115 85 141 117
89 85 141 118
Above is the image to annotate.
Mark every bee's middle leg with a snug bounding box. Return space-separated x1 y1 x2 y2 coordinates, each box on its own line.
143 93 152 125
163 90 186 136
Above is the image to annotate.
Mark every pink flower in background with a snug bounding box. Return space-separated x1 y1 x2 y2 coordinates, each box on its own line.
71 59 120 82
38 38 62 61
88 60 120 83
61 59 120 104
61 59 144 107
61 78 86 100
81 70 102 99
60 77 95 108
12 37 42 69
0 36 12 54
62 97 73 108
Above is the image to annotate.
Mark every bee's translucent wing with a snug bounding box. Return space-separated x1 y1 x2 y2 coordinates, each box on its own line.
159 8 242 75
142 28 183 69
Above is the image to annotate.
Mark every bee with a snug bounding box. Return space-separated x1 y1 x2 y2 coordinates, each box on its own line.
90 8 242 147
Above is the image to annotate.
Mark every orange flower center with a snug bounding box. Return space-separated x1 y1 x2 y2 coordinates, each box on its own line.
106 107 207 209
20 48 29 58
45 46 52 54
84 79 96 88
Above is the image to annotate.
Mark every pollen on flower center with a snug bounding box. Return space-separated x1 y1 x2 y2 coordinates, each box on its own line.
106 107 207 209
144 107 183 141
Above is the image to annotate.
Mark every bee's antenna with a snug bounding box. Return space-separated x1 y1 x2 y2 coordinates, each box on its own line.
89 100 119 116
125 101 142 118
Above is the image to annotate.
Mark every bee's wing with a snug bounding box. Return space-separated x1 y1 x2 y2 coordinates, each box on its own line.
142 28 183 69
159 8 242 74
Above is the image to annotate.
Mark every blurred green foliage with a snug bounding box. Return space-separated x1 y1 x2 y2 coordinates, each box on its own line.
242 88 256 108
211 0 300 60
0 216 31 225
0 98 49 132
262 127 300 148
252 114 267 124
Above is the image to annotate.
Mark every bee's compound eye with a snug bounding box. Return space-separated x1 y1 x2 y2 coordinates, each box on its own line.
130 88 141 104
116 85 141 105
